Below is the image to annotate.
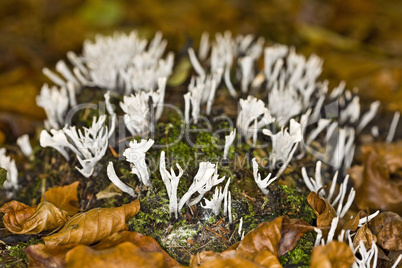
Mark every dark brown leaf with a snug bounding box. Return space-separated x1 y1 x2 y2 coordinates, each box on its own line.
278 217 315 256
349 143 402 214
369 212 402 251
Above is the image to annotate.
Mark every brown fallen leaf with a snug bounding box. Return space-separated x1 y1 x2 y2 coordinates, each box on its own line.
342 210 367 232
311 241 355 268
369 212 402 252
65 241 165 268
191 217 284 266
25 243 73 268
93 231 180 268
353 223 377 250
43 200 140 246
41 181 80 216
307 192 336 232
278 217 315 256
349 143 402 214
235 216 283 260
253 249 282 268
0 200 68 234
192 216 312 267
0 200 37 225
197 256 267 268
190 251 221 267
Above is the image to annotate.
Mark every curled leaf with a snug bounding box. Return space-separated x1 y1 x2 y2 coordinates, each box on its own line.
311 241 355 268
369 211 402 251
307 192 336 229
65 242 165 268
0 200 68 234
42 181 80 215
43 200 140 246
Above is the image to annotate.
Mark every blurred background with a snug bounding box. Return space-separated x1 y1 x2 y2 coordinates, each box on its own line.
0 0 401 143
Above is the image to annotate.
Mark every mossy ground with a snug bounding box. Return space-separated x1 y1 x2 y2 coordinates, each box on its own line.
0 87 318 267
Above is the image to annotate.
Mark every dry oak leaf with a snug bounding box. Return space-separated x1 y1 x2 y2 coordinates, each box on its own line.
353 223 377 250
25 243 73 268
369 212 402 252
41 181 80 215
92 231 180 268
307 191 336 228
311 241 355 268
349 143 402 214
43 200 140 246
65 241 165 268
0 200 68 234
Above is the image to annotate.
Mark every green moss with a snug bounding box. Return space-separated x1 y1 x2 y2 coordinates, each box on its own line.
277 185 316 224
279 231 316 267
4 238 42 267
242 199 259 233
128 190 170 239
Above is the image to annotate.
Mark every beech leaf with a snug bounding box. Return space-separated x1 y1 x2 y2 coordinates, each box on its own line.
235 216 283 259
349 143 402 214
65 241 166 268
278 217 315 256
311 241 355 268
196 255 271 268
25 244 72 268
0 200 68 234
369 211 402 251
43 200 140 246
41 181 80 215
353 223 377 250
92 231 180 268
341 210 367 232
